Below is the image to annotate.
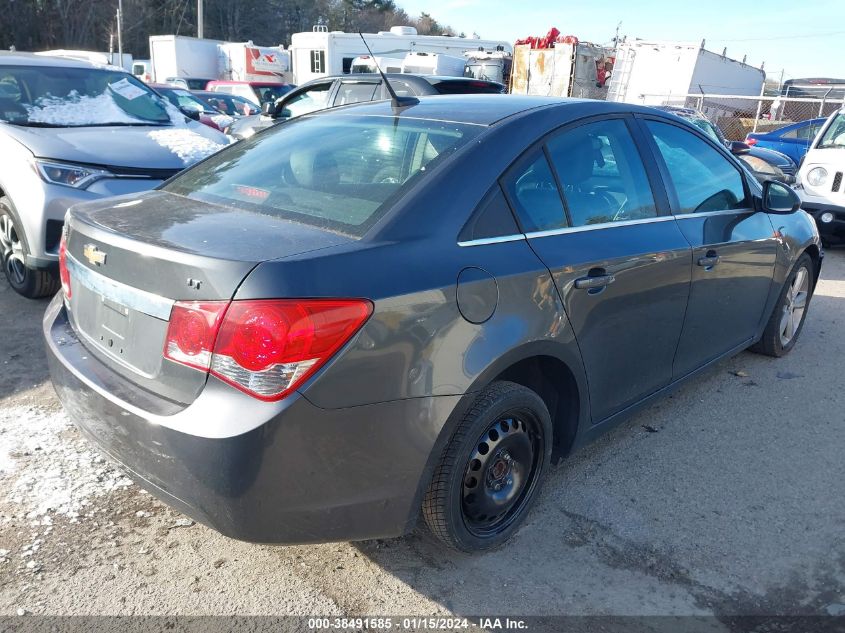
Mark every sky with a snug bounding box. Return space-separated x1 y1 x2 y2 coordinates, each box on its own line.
397 0 844 81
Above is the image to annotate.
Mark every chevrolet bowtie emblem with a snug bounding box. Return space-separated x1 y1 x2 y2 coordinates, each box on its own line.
83 244 107 266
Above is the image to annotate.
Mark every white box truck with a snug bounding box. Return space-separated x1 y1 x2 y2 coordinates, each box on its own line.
289 26 512 84
607 40 765 110
219 42 292 83
149 35 223 83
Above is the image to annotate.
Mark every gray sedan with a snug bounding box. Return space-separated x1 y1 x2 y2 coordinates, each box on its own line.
45 95 820 552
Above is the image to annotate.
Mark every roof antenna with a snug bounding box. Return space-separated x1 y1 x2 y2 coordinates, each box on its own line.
357 32 419 111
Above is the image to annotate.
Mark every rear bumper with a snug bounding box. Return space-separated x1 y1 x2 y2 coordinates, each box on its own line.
44 295 458 544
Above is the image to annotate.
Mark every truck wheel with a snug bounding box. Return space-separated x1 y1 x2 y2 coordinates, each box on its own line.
422 381 552 552
750 253 814 357
0 200 59 299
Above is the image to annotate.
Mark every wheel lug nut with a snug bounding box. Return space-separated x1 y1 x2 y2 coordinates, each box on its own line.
506 478 513 486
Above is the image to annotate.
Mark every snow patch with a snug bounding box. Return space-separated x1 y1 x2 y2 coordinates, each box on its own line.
147 128 227 165
25 90 149 126
0 404 133 519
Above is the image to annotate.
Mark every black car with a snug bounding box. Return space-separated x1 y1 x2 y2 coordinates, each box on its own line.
226 73 506 139
46 96 820 552
654 106 798 181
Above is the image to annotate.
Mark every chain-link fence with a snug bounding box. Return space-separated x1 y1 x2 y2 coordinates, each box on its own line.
633 93 845 141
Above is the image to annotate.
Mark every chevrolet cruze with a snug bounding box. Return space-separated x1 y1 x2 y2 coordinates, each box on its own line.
45 95 821 551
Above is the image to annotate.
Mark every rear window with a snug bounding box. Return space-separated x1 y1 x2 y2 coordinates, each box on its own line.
432 80 504 95
164 114 483 236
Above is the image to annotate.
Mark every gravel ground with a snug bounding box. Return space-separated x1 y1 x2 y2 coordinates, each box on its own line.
0 248 843 625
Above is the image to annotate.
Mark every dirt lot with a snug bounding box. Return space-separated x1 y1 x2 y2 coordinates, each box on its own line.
0 249 843 624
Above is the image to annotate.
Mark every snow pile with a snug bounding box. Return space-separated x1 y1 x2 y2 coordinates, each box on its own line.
209 113 234 130
0 404 133 520
147 128 227 165
25 90 147 126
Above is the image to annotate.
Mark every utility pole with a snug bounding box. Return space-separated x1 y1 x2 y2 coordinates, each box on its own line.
197 0 204 39
116 0 123 67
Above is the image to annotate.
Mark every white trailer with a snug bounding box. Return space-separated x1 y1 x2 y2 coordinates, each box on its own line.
607 40 765 111
149 35 223 83
464 50 512 85
289 26 512 84
400 52 466 77
350 55 405 74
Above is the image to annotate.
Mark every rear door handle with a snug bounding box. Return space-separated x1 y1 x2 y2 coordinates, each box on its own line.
575 274 616 290
697 252 720 268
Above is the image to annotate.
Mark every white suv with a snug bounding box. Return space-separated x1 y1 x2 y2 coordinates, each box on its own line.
0 53 227 298
796 107 845 246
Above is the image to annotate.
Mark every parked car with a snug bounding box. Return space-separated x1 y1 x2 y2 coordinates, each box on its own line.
227 73 506 139
165 77 214 90
205 80 295 106
192 91 260 117
736 153 795 185
654 106 798 178
0 52 228 298
796 107 845 245
151 83 233 132
746 118 827 164
46 96 820 552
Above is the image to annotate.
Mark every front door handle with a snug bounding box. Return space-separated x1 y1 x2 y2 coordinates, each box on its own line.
697 251 720 268
575 274 616 290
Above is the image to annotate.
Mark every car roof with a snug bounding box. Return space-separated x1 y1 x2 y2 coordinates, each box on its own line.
0 51 113 69
207 81 288 86
317 94 609 127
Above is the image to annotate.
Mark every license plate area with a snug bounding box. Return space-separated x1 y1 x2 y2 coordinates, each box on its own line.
66 256 173 378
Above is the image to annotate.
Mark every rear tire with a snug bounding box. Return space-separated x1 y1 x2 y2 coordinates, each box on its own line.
0 199 59 299
750 253 814 357
422 381 552 552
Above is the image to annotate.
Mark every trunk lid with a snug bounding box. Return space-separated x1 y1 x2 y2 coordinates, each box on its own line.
64 191 352 404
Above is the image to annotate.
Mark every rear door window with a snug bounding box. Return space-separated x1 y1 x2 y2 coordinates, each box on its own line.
502 151 568 232
282 83 332 118
646 120 750 214
546 118 657 227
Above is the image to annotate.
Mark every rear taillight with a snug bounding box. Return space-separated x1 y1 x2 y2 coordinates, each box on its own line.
164 301 229 371
745 137 758 146
163 299 372 401
58 232 71 298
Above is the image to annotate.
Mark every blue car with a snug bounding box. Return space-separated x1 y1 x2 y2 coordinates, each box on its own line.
746 118 827 163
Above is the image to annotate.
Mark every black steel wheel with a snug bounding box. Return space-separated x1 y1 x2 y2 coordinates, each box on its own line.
0 198 58 299
423 381 552 552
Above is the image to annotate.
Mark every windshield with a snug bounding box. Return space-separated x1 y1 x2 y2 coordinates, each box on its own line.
255 84 294 104
157 87 216 114
0 65 170 127
687 117 722 144
817 111 845 149
164 114 483 236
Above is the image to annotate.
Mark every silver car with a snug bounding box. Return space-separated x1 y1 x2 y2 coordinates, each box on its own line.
0 52 228 298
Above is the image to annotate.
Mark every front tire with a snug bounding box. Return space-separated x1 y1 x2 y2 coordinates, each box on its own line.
422 381 552 552
750 253 814 357
0 199 58 299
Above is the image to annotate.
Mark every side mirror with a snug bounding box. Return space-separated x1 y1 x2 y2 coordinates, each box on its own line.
729 141 751 155
763 180 801 214
261 101 277 117
180 107 201 121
